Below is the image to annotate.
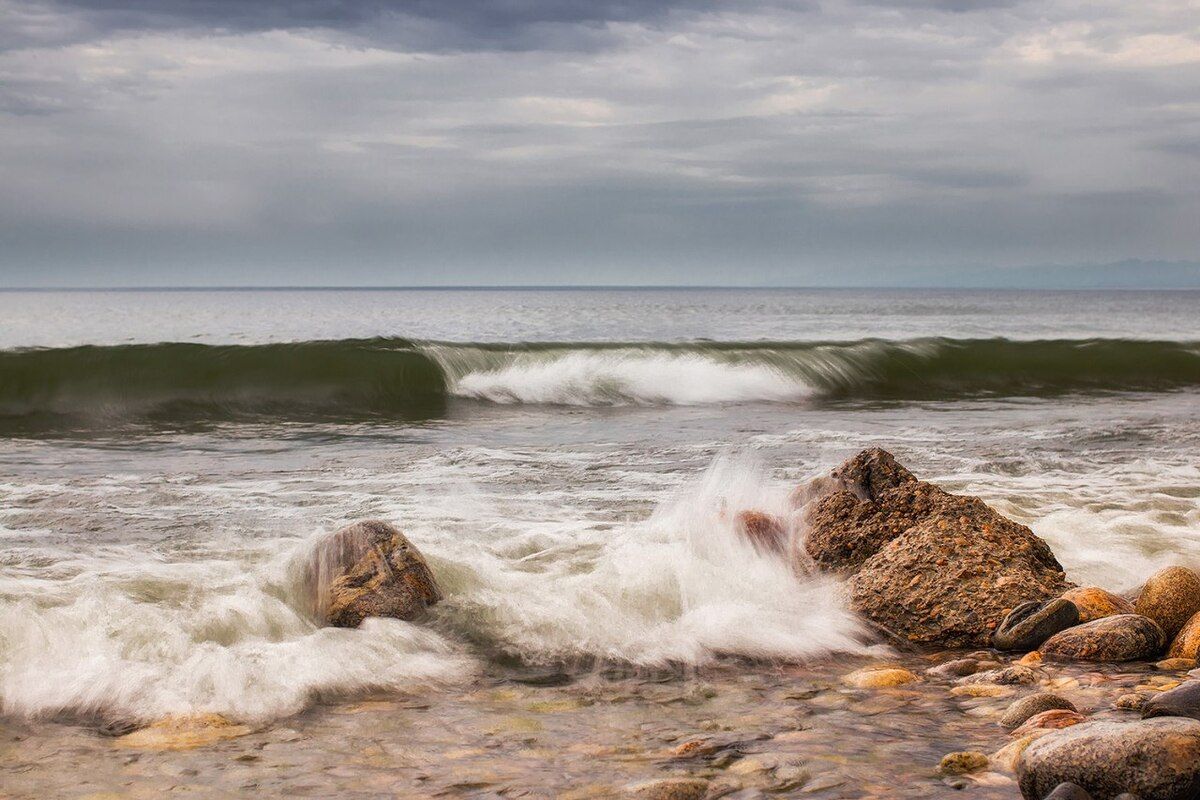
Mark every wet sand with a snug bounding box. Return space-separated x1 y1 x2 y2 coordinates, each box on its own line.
2 652 1188 799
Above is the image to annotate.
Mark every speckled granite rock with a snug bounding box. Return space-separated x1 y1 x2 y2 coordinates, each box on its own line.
1017 718 1200 800
798 448 921 571
1041 615 1166 663
798 449 1072 648
309 519 442 628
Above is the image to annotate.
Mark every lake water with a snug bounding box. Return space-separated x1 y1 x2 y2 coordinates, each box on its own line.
0 288 1198 797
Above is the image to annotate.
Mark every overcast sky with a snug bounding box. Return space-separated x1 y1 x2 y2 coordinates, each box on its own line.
1 0 1197 286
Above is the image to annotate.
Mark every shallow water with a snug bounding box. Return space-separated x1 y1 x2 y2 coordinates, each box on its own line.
0 288 1198 797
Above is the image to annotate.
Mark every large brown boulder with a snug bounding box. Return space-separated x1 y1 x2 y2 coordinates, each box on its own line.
306 519 442 628
800 448 928 572
801 450 1070 648
1016 718 1200 800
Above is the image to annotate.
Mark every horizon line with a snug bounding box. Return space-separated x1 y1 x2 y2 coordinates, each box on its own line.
2 284 1199 292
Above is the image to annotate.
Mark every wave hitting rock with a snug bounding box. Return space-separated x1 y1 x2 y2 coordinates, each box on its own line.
798 448 1073 648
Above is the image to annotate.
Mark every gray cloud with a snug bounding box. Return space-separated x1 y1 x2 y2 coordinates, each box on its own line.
0 0 1198 286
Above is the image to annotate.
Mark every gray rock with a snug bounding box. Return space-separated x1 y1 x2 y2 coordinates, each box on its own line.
1002 694 1079 729
994 599 1081 651
1017 718 1200 800
1041 615 1166 663
926 657 998 678
1142 680 1200 722
962 664 1039 686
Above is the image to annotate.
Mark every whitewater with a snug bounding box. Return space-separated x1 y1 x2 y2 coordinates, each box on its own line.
1 287 1199 732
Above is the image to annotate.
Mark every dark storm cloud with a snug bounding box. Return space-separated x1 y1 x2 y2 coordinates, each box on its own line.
27 0 736 51
0 0 1197 286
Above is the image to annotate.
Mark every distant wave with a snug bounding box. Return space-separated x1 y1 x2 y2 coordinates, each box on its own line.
0 337 1198 428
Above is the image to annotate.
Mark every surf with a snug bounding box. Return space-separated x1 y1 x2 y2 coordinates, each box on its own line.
0 337 1197 430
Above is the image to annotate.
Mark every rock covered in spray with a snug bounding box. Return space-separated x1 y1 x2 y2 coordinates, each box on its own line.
305 519 442 628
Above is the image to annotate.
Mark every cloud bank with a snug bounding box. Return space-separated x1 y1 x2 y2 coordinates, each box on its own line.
0 0 1197 285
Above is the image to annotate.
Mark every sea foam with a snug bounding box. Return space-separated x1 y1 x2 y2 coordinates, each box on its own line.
452 350 814 406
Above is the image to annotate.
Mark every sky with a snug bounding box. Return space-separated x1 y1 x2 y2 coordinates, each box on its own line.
0 0 1198 287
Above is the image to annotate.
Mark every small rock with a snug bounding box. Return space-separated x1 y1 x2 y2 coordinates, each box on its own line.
938 751 989 775
1142 680 1200 722
962 665 1039 686
1016 717 1200 800
771 765 811 791
115 714 252 751
1042 783 1095 800
1012 710 1087 737
1134 566 1200 639
1157 658 1198 671
628 778 710 800
1041 615 1166 662
926 658 999 678
953 684 1015 698
842 667 919 688
1063 587 1135 623
1114 693 1147 711
994 599 1081 651
1001 694 1078 730
990 733 1048 773
1018 651 1045 666
736 510 788 555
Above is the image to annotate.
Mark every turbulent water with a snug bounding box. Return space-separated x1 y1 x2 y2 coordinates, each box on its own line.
0 288 1198 726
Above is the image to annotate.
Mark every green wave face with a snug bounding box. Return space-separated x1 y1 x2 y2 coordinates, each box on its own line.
0 338 448 429
0 337 1197 431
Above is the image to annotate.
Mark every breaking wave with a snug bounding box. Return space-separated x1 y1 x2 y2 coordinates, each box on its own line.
0 456 872 724
0 337 1197 428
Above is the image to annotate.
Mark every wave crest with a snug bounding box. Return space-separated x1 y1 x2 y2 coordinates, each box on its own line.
0 337 1197 429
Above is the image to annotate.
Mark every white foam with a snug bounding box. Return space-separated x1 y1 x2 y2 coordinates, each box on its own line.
0 455 874 723
431 455 876 665
0 554 473 723
452 351 814 406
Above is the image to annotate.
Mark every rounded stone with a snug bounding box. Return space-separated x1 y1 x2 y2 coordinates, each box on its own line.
1135 567 1200 640
1063 587 1135 623
308 519 443 628
1168 611 1200 660
629 778 710 800
1114 693 1147 711
842 666 919 688
1016 718 1200 800
1041 614 1166 663
115 714 253 751
995 599 1081 651
926 657 999 678
1001 693 1078 730
1012 709 1087 737
938 751 989 776
1142 680 1200 722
